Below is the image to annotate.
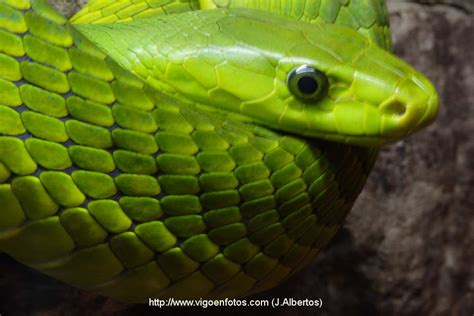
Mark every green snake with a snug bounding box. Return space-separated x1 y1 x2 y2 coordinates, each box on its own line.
0 0 438 303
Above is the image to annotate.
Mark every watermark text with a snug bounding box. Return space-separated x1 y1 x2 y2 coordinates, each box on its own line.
149 297 322 308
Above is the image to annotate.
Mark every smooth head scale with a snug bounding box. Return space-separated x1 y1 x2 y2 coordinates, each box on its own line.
76 8 438 146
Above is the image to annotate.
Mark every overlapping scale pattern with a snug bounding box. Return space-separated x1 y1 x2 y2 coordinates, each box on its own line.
72 0 201 24
202 0 392 50
0 0 378 302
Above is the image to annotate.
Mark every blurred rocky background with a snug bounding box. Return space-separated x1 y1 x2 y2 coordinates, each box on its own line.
0 0 472 315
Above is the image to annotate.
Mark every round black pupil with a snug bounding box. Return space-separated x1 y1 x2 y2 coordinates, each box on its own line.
297 75 318 95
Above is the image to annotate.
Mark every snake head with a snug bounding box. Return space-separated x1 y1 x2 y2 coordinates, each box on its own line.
76 9 438 146
278 25 440 145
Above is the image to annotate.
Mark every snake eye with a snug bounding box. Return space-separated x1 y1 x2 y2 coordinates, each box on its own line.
287 65 329 102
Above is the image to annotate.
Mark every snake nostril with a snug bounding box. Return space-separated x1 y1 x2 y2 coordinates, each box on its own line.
382 100 407 117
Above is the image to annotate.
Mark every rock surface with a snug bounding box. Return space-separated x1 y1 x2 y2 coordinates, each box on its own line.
0 1 472 315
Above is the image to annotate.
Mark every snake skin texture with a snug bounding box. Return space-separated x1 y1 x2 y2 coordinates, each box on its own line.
72 0 391 51
0 0 437 303
200 0 392 50
71 0 201 22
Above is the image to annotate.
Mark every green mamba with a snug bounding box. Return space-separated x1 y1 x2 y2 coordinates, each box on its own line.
0 0 438 303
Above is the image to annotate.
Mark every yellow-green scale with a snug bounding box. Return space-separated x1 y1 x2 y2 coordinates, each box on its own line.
0 0 378 303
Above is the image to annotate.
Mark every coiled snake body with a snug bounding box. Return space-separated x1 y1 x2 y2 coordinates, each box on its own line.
0 0 438 302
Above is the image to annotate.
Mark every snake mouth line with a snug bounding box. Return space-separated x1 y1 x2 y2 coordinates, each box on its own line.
162 89 435 148
302 131 401 147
